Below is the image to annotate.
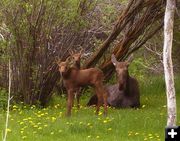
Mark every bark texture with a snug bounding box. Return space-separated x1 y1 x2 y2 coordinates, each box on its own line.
163 0 177 126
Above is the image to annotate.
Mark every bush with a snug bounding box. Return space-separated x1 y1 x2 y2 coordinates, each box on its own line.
0 88 7 110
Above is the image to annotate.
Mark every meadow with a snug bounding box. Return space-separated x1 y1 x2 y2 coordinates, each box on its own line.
0 76 180 141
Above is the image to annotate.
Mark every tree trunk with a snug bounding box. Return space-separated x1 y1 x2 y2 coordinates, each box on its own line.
163 0 176 126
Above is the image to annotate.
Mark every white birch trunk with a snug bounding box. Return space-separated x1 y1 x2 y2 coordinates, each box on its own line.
2 60 12 141
163 0 176 126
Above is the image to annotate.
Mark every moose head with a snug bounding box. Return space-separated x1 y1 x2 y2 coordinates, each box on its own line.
69 48 84 63
56 57 71 74
111 54 131 90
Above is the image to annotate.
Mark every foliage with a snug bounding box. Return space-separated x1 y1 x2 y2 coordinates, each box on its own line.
0 88 8 109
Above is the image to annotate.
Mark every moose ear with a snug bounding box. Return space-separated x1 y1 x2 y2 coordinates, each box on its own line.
125 61 130 67
126 54 134 63
65 56 71 63
79 47 84 54
111 54 118 66
55 57 61 65
68 50 74 56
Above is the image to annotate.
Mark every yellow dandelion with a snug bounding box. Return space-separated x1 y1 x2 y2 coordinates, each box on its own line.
33 125 38 128
103 120 107 123
98 112 103 116
51 132 54 135
128 133 131 136
22 136 27 139
58 130 62 133
38 127 42 130
20 131 24 134
43 108 47 111
66 122 69 125
108 128 112 131
52 117 56 121
37 122 41 125
163 105 167 108
29 120 33 124
87 135 91 138
20 122 24 125
142 105 146 108
6 128 11 132
13 105 17 108
96 136 100 139
135 132 139 135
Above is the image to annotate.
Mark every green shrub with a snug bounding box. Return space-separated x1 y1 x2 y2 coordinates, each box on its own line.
0 88 7 110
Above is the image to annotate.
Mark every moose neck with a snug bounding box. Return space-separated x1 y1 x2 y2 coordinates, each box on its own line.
61 68 72 80
119 71 130 92
75 61 80 69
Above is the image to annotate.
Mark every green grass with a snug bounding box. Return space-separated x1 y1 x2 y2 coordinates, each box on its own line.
0 76 180 141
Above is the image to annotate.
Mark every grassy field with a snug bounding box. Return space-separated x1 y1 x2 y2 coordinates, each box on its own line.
0 76 180 141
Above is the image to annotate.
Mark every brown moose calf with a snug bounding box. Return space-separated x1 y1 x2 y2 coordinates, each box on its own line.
57 58 108 116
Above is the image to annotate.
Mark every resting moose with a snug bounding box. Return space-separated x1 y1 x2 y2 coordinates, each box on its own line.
87 54 140 108
57 57 108 116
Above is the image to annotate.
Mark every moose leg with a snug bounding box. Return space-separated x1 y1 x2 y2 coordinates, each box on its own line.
97 84 108 116
76 90 81 109
102 90 108 116
66 89 74 117
95 88 103 115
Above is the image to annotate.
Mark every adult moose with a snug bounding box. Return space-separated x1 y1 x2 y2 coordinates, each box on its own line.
57 57 108 116
87 54 140 108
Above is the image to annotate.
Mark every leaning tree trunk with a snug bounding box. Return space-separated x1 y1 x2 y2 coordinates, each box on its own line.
89 0 164 79
163 0 176 126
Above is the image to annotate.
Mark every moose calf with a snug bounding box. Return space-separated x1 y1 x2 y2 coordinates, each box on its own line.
57 57 108 116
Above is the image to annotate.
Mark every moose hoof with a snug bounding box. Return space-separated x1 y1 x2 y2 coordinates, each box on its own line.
66 112 71 117
103 112 107 117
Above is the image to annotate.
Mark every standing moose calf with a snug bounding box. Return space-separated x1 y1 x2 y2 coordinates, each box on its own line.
68 48 85 109
87 54 140 108
57 57 108 116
